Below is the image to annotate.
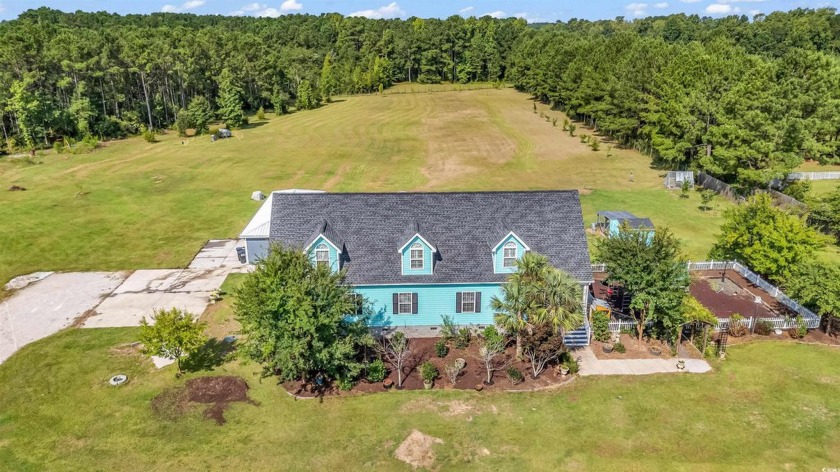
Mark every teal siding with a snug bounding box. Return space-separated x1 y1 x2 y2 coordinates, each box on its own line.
355 283 503 327
494 234 526 274
400 235 434 275
307 235 340 272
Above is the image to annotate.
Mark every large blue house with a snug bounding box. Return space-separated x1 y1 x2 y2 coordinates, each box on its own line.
243 190 593 343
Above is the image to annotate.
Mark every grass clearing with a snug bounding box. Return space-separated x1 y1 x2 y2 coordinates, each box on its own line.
0 327 838 470
0 87 704 287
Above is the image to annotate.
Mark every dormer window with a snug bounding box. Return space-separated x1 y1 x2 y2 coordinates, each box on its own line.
315 243 330 268
410 243 424 269
503 241 517 268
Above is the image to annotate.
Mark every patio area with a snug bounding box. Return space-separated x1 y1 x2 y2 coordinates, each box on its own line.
576 346 712 376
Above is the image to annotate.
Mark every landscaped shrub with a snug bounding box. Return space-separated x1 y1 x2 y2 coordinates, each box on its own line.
444 360 464 386
366 359 387 383
789 317 808 339
559 351 580 375
754 320 773 336
613 342 626 353
455 327 471 349
592 312 611 342
506 367 524 385
143 129 156 143
337 378 355 391
434 339 449 358
728 314 748 337
440 315 457 342
420 361 438 384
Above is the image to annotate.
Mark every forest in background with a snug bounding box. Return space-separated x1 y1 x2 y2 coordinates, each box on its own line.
2 8 840 189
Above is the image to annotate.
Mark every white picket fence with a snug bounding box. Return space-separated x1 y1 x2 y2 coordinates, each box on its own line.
607 316 819 333
786 171 840 181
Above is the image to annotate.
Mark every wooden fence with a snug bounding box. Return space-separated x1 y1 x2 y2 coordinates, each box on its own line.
696 172 745 203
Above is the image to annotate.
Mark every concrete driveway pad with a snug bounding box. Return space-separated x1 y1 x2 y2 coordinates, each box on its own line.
0 272 126 363
84 292 213 328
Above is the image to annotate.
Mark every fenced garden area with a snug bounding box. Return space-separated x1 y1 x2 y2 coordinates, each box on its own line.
592 260 823 336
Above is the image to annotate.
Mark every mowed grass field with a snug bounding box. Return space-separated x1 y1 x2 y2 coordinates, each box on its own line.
0 86 729 288
1 327 838 471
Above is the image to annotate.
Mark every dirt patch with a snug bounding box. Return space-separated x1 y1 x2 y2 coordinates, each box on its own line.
151 376 256 425
394 430 443 470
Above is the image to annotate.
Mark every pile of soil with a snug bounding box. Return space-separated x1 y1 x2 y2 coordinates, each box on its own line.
151 376 256 425
8 185 26 191
592 333 676 360
284 337 577 397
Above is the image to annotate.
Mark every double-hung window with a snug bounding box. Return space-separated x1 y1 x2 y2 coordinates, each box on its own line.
410 242 424 269
461 292 477 313
397 293 413 314
503 241 517 268
315 244 330 268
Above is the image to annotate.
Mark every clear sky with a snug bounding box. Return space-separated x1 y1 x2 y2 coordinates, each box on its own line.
0 0 835 22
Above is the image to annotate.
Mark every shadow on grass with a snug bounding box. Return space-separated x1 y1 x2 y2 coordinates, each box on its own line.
182 338 235 373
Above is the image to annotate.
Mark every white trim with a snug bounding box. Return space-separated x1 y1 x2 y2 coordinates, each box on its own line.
304 233 342 253
461 291 477 313
315 243 330 267
502 241 517 268
409 242 424 270
491 231 531 252
397 233 437 253
397 292 413 314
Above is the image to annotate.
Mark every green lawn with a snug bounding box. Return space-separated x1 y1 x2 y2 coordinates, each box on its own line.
808 179 840 198
1 328 838 470
0 87 713 289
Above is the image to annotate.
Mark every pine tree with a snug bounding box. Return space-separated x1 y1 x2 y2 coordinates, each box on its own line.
217 69 247 129
186 96 213 135
296 80 318 111
319 53 336 103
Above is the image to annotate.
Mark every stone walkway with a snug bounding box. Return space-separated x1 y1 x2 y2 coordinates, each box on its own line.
576 346 712 376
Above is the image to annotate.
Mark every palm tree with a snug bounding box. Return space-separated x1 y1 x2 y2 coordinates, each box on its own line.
491 274 533 359
533 268 583 337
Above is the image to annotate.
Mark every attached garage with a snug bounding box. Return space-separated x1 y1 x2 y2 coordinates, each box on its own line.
239 189 325 264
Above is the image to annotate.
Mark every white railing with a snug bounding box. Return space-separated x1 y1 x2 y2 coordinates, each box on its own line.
787 171 840 181
591 263 606 273
608 319 641 333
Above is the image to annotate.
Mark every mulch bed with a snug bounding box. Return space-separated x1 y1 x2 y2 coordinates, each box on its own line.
151 376 257 425
283 337 576 397
591 333 677 360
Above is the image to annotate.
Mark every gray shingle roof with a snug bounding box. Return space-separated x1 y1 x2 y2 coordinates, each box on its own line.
268 191 593 285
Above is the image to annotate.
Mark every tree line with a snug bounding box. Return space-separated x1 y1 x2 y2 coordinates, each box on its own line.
0 8 525 149
4 7 840 190
510 8 840 188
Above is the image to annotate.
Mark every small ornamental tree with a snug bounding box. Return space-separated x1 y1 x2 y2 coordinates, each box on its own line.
234 244 372 385
379 331 411 388
520 323 566 378
474 326 509 384
139 308 207 375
